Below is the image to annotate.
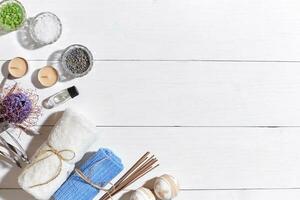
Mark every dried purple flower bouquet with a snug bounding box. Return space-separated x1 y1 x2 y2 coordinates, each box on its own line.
2 93 33 124
0 83 42 167
0 83 42 129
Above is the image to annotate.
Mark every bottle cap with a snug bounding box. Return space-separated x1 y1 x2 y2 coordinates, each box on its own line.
67 86 79 98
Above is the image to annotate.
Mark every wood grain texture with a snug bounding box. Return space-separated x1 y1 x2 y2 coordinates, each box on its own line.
1 0 300 60
1 127 300 190
0 61 300 126
2 189 300 200
1 0 300 199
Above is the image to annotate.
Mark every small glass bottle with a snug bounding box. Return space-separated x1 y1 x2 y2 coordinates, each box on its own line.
43 86 79 109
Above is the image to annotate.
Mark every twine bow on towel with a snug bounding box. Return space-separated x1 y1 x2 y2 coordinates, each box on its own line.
74 157 115 200
28 143 76 188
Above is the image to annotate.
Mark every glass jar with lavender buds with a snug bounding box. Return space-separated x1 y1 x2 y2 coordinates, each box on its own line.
61 44 93 79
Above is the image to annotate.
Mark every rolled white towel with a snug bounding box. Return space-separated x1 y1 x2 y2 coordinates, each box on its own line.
18 109 96 200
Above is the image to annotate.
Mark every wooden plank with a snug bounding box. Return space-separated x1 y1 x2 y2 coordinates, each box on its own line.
1 127 300 189
2 189 300 200
1 61 300 126
1 0 300 60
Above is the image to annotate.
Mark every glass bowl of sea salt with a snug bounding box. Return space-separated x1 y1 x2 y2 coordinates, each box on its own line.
29 12 62 45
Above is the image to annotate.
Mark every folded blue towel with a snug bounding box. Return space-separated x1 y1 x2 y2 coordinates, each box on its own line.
53 148 124 200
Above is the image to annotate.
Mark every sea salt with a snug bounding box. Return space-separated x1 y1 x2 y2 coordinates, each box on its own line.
30 12 62 45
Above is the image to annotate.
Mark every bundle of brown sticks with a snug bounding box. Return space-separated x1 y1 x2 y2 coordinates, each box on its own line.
99 152 159 200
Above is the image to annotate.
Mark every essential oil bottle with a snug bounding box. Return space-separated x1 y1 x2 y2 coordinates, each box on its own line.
43 86 79 109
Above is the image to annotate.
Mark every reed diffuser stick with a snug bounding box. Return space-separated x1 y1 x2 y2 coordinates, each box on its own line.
99 152 159 200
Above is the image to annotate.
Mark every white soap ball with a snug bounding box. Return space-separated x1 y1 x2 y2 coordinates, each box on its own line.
130 187 156 200
154 174 180 200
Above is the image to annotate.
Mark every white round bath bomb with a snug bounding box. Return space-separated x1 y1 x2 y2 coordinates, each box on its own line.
154 174 180 200
130 187 156 200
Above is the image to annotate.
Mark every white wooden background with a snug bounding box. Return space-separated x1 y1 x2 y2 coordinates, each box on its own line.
1 0 300 199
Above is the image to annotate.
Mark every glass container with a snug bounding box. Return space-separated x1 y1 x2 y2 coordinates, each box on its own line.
29 12 62 45
0 0 26 31
43 86 79 109
61 44 94 78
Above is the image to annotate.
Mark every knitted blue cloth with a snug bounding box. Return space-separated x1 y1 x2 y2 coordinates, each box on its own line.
53 148 124 200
